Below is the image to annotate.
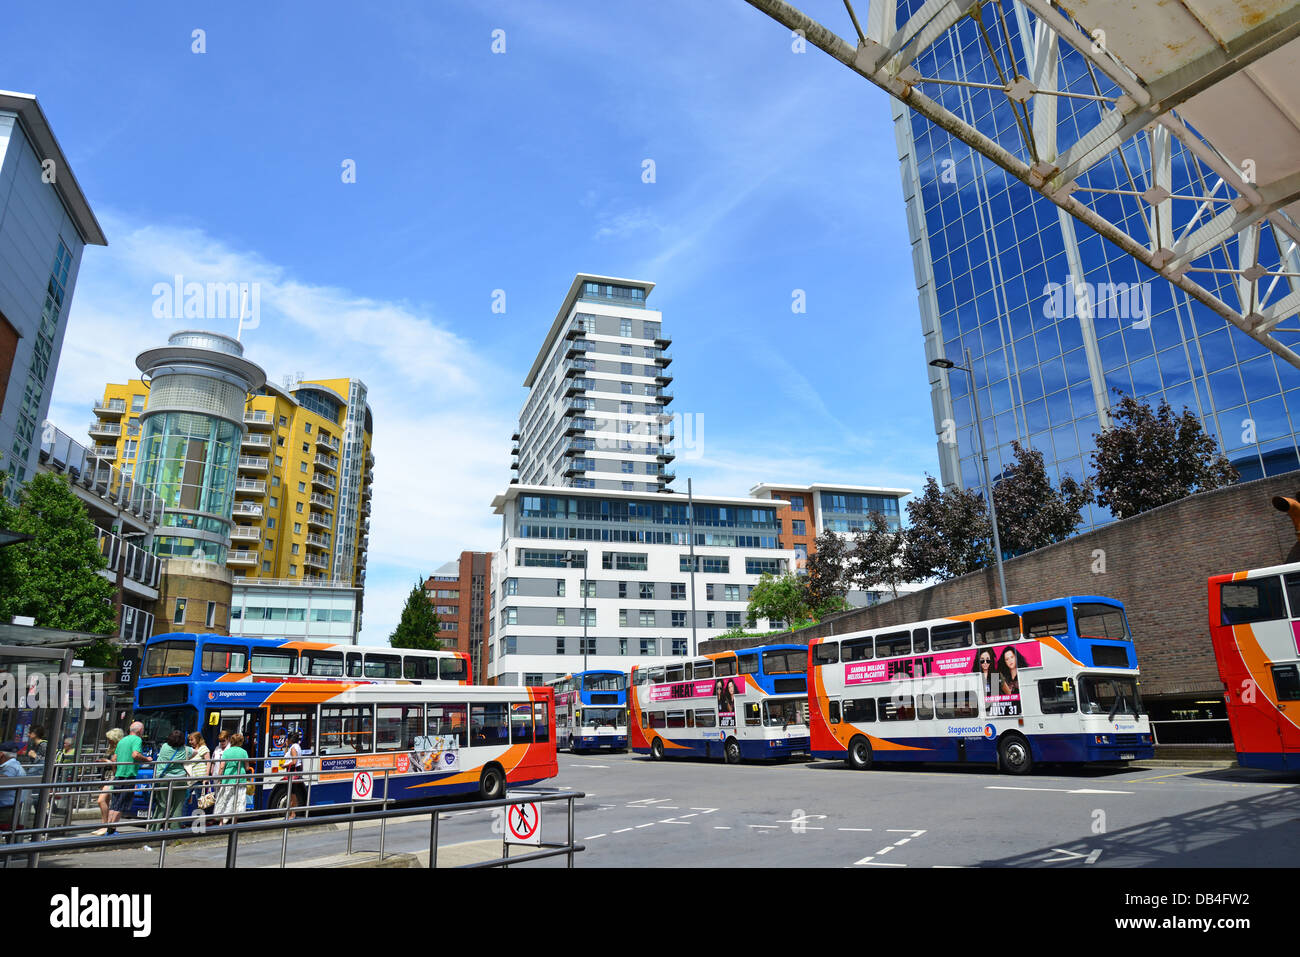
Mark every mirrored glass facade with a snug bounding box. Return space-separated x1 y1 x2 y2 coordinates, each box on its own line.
895 1 1300 528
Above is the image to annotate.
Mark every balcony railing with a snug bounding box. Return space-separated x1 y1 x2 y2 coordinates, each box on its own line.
241 433 271 449
235 479 267 495
306 532 331 549
88 421 121 437
304 553 330 570
93 399 126 417
232 502 264 518
315 433 341 453
96 528 161 591
565 339 593 358
313 453 338 472
238 455 269 472
308 511 331 528
244 411 274 429
227 551 259 566
311 471 336 491
310 492 334 510
38 427 163 523
230 526 261 542
91 445 118 458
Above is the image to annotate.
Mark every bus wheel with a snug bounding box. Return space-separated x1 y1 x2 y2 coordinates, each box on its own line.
650 738 665 761
847 736 872 770
270 785 288 811
998 734 1032 775
479 764 506 800
724 738 741 765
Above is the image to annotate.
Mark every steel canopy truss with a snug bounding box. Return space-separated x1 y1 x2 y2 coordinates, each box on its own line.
744 0 1300 369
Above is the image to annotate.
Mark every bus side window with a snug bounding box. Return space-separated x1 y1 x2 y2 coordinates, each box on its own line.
738 654 759 675
1286 573 1300 618
346 653 363 678
828 700 841 724
1039 678 1077 713
843 637 872 662
930 623 972 651
1022 607 1068 639
1272 664 1300 701
976 614 1020 645
533 702 550 742
917 694 935 720
843 698 875 723
715 657 737 677
743 703 761 726
694 659 713 679
912 629 929 653
1221 578 1287 625
814 642 839 666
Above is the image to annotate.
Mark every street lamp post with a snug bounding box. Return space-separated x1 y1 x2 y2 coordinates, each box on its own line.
930 349 1009 607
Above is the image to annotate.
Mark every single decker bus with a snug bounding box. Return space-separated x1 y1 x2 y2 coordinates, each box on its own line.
808 596 1152 774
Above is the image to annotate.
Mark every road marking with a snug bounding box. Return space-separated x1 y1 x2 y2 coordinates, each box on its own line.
838 827 872 832
585 834 606 840
887 829 927 837
575 764 610 769
877 846 894 855
635 823 654 829
894 837 910 845
748 824 778 829
714 826 731 830
1043 847 1103 864
679 813 698 818
1124 769 1196 783
659 806 680 810
854 855 905 866
690 807 718 813
987 786 1133 795
614 828 633 833
659 819 690 825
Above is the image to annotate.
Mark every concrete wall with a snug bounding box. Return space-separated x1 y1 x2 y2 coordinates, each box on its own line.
702 471 1300 699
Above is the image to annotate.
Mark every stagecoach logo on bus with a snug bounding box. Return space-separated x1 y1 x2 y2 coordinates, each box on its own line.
0 667 104 719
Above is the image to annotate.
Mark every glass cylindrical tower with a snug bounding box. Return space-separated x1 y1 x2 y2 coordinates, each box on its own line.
133 331 266 564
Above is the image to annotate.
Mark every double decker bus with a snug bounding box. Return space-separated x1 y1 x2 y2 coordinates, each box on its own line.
808 596 1153 774
629 644 809 764
139 633 472 687
133 634 553 807
549 670 628 752
1209 561 1300 770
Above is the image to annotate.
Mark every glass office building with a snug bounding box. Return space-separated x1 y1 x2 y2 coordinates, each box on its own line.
895 1 1300 528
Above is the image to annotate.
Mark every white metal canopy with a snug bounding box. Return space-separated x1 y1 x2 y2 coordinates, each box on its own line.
743 0 1300 368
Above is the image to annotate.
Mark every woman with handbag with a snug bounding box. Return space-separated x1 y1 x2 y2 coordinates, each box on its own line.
214 732 250 825
149 730 193 831
282 731 303 820
185 732 212 819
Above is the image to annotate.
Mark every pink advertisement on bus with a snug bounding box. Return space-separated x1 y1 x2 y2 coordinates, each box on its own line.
844 642 1041 717
651 678 741 726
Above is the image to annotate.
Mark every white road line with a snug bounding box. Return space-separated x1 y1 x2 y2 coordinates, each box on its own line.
614 828 633 834
635 823 654 829
838 827 872 832
887 829 927 836
659 819 690 825
599 804 616 808
659 806 680 810
748 825 778 829
585 834 606 840
877 846 894 855
894 838 911 845
861 861 906 867
714 826 731 830
987 786 1134 795
690 807 718 813
576 764 609 769
679 813 698 818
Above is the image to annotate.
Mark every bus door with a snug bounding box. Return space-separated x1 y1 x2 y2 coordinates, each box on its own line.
268 706 317 768
203 707 267 762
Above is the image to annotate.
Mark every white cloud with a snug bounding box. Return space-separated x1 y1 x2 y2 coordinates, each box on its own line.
49 213 514 645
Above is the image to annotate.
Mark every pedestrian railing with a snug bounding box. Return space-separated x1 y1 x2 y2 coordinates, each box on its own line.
0 768 583 869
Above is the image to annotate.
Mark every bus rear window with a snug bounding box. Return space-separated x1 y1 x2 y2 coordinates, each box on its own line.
145 640 195 678
762 650 803 674
200 644 246 674
251 651 296 675
440 657 468 681
1074 603 1130 640
1220 578 1287 625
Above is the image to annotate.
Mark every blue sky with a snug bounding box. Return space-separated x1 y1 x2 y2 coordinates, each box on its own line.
12 0 936 642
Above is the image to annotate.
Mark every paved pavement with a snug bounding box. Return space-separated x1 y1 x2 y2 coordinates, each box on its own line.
21 751 1300 867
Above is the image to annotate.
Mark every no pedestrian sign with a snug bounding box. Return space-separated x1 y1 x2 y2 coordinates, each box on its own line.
352 771 373 801
506 801 541 845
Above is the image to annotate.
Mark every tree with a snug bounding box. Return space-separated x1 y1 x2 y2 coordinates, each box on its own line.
993 441 1094 555
746 572 811 629
390 580 442 650
803 529 851 614
848 512 910 600
1091 392 1238 519
0 473 117 664
902 475 992 581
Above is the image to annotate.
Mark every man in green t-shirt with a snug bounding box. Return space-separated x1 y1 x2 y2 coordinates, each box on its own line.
214 732 250 824
106 721 153 833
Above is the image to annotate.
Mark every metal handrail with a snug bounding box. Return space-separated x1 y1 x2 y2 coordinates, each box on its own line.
0 777 583 869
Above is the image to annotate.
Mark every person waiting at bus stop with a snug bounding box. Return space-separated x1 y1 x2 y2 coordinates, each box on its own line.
0 746 25 835
214 733 250 825
105 721 153 836
149 730 193 831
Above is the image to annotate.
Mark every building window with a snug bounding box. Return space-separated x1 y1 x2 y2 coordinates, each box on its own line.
789 496 804 512
294 523 302 533
581 581 596 598
671 583 686 600
275 455 284 466
304 423 312 433
506 608 517 625
639 610 655 627
302 442 309 453
122 439 137 459
556 580 566 597
506 578 518 596
131 394 145 412
620 609 628 627
640 638 656 655
296 502 304 513
291 544 299 555
556 609 566 626
620 319 632 337
262 561 272 572
206 602 217 628
672 638 687 656
579 609 595 626
278 415 288 427
555 638 566 655
791 520 806 536
725 584 741 601
726 612 742 628
707 612 716 628
618 582 628 598
705 584 714 600
581 637 596 655
622 461 634 474
173 598 186 624
619 638 628 655
639 582 654 600
289 565 297 576
269 497 278 508
671 611 686 628
300 462 307 473
622 482 634 491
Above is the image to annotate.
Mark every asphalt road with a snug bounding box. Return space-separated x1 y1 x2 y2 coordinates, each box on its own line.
26 751 1300 868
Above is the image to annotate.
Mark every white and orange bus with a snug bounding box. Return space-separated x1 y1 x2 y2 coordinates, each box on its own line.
808 596 1153 774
